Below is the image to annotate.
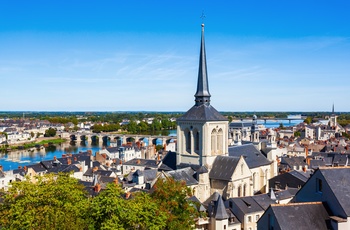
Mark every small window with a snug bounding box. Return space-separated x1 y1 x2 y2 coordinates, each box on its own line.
248 215 252 222
256 214 260 221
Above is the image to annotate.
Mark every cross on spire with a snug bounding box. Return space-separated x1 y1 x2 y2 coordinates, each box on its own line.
200 11 206 24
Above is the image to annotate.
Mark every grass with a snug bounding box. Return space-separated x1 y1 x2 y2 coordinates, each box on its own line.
17 138 67 150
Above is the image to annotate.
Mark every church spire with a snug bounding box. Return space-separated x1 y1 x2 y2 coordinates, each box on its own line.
194 23 211 106
332 103 335 114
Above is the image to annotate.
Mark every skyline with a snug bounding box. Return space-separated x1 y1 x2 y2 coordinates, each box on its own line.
1 1 350 112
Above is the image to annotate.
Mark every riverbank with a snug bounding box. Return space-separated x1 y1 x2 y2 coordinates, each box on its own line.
1 138 67 152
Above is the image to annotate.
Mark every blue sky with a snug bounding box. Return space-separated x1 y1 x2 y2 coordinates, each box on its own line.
1 0 350 112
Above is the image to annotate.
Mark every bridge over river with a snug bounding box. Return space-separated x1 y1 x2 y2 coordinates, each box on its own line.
68 133 176 146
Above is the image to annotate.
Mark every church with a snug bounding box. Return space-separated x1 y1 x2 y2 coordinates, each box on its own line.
173 23 276 202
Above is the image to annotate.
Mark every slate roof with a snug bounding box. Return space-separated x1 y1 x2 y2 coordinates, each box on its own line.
227 196 264 223
309 159 326 169
105 147 119 153
269 170 310 189
161 151 177 170
47 164 80 174
177 104 227 122
12 168 26 177
333 155 348 166
166 167 198 186
27 164 47 173
96 170 114 177
157 163 173 171
204 191 221 206
267 202 329 230
228 144 271 169
143 169 158 183
319 167 350 216
280 157 307 168
178 163 208 174
123 158 158 168
209 156 240 181
251 194 276 210
133 169 143 176
214 195 229 220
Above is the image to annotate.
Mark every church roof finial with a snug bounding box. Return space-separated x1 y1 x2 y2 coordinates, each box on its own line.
194 21 211 106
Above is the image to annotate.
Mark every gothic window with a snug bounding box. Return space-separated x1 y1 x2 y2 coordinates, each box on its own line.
241 164 244 175
194 129 199 153
217 128 223 154
185 129 191 153
243 184 247 197
211 129 217 154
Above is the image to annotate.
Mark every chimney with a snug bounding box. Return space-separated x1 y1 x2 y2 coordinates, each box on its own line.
92 166 98 173
302 166 306 172
0 165 3 172
94 184 101 193
125 192 131 199
67 158 71 165
62 154 66 158
113 177 119 185
54 156 57 161
79 166 83 172
74 157 77 162
18 166 22 169
23 166 27 172
136 159 141 165
87 150 92 156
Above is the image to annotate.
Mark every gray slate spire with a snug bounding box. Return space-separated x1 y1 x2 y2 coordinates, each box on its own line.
194 24 211 106
177 24 227 122
214 195 229 220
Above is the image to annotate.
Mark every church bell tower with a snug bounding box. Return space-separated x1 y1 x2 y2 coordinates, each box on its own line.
176 24 228 170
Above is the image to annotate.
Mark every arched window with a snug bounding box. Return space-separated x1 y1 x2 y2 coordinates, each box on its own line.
253 173 258 191
237 185 241 197
241 164 244 175
211 129 217 154
243 184 247 197
185 129 191 153
194 129 199 153
217 129 223 154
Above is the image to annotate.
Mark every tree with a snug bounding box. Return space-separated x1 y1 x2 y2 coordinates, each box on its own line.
151 178 199 230
294 131 301 137
304 116 313 124
30 131 35 138
155 144 163 152
279 123 285 130
90 183 167 230
0 173 90 229
44 128 56 137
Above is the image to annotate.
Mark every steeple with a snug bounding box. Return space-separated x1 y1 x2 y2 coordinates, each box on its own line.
332 103 335 115
194 24 211 106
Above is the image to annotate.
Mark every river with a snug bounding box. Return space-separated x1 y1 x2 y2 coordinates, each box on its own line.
0 142 104 171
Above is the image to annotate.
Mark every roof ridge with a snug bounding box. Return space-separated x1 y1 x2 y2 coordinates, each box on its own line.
271 201 323 207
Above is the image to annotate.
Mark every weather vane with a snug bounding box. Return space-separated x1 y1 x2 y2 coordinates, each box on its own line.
200 10 206 24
